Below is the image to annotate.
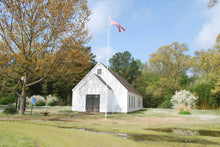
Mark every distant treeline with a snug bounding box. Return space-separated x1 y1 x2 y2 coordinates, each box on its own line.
109 35 220 109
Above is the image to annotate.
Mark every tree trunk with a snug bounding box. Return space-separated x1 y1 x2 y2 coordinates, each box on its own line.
19 85 26 115
19 74 27 115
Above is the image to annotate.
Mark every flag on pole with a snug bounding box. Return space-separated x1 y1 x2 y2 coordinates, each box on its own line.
111 18 125 32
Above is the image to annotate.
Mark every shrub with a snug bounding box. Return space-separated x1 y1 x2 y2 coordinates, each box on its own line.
179 111 191 115
171 90 198 112
0 95 15 105
3 106 17 114
187 76 215 109
25 96 30 105
30 95 46 106
46 95 59 106
160 99 173 109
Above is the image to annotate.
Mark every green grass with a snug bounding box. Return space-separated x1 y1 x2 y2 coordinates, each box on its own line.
179 111 191 115
0 130 36 146
0 121 147 147
0 108 220 146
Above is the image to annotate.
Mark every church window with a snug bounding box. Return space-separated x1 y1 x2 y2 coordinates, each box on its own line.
97 69 102 75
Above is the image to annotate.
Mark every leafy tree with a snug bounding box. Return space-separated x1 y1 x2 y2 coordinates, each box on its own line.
192 34 220 95
148 42 191 97
211 34 220 95
135 59 144 71
206 0 220 101
46 46 96 105
109 51 140 83
187 76 216 109
0 0 91 115
190 34 220 109
134 64 161 108
192 49 216 75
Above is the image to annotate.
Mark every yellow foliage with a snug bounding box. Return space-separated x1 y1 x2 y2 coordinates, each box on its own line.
0 0 91 114
148 42 191 97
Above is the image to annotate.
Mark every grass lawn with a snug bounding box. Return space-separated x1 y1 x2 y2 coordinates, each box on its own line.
0 107 220 146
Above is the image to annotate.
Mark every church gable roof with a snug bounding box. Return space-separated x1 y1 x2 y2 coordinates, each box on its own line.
100 63 142 96
73 63 142 97
78 73 112 91
108 68 142 96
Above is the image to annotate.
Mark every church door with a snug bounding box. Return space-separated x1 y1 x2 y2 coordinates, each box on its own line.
86 95 100 112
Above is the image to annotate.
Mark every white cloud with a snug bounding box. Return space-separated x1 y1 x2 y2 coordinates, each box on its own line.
93 46 115 66
87 0 124 37
194 1 220 49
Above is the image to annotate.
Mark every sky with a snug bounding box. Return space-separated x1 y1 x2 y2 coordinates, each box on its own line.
86 0 220 65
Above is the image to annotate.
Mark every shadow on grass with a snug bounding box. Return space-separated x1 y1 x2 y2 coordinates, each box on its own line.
128 108 147 115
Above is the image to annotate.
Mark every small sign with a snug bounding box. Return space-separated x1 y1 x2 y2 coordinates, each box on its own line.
32 97 35 105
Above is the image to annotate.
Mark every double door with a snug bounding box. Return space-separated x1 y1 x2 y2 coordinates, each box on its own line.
86 95 100 112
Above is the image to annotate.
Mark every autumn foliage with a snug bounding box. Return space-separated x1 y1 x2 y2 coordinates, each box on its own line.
0 0 92 114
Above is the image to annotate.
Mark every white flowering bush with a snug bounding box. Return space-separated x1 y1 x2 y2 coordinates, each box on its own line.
30 95 46 106
171 90 198 112
46 95 59 106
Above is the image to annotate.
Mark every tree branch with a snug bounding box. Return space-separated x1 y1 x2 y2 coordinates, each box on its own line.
0 84 21 97
0 25 15 53
25 61 56 87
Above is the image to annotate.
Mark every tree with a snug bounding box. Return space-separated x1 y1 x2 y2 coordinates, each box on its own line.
206 0 220 104
192 49 216 75
149 42 191 91
188 34 220 109
134 62 161 108
25 46 96 105
48 46 96 105
211 34 220 94
208 0 219 9
109 51 140 83
143 42 191 107
135 59 144 71
0 0 91 115
187 76 218 109
192 34 220 95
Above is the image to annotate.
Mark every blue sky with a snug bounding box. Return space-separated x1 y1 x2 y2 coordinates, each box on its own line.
87 0 220 65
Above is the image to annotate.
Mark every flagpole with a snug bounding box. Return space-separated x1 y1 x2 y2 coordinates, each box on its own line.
105 16 110 120
107 16 110 69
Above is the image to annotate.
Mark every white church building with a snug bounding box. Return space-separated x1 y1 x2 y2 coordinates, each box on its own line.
72 63 143 113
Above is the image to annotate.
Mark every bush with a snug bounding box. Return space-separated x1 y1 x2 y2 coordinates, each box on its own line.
30 95 46 106
46 95 59 106
25 96 30 105
3 106 17 114
187 76 215 109
171 90 198 112
179 111 191 115
160 99 173 109
0 95 15 105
